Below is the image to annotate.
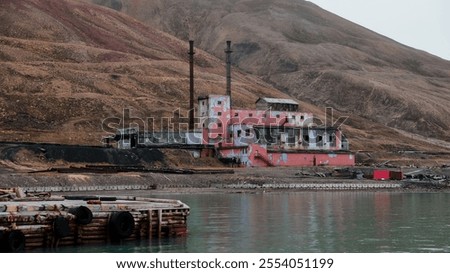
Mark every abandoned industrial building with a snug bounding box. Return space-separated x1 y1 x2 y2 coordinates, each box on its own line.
109 41 355 167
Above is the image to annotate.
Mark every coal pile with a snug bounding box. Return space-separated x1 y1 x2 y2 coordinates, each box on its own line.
0 143 164 166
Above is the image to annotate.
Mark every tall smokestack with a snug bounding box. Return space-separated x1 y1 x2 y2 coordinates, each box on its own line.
225 41 232 104
188 40 195 131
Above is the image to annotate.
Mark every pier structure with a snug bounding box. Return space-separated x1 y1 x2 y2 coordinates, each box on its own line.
0 190 189 252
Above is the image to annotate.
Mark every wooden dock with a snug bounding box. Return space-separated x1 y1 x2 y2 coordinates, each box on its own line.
0 188 189 252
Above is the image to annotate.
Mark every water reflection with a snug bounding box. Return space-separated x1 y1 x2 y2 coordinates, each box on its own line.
178 192 450 253
52 191 450 253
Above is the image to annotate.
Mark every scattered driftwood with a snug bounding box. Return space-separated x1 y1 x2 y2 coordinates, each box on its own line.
0 188 58 202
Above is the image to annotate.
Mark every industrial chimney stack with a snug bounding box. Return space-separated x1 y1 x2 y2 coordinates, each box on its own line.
225 41 233 106
188 40 195 131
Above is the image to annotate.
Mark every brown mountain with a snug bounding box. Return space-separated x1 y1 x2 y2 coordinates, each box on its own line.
0 0 449 166
89 0 450 145
0 0 288 145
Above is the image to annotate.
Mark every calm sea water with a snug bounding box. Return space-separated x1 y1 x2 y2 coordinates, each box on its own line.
53 191 450 253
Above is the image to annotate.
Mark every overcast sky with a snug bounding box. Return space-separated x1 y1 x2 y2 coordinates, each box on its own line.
307 0 450 60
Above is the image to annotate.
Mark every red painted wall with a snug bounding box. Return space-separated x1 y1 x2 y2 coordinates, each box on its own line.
245 144 355 167
267 152 355 167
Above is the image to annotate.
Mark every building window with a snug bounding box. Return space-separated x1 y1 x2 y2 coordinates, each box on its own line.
300 115 304 120
217 101 222 105
229 133 233 138
218 112 222 116
234 113 239 117
237 130 242 137
303 135 309 142
249 113 253 117
245 129 251 137
202 101 205 105
218 123 222 128
276 114 280 118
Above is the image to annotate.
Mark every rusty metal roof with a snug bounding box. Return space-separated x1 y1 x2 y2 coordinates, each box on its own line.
256 97 298 105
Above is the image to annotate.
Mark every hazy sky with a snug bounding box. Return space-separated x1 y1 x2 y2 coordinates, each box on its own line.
307 0 450 60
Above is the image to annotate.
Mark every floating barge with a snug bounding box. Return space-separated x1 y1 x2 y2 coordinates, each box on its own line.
0 188 190 252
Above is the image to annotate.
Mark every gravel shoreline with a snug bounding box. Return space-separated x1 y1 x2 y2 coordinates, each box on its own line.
1 167 447 193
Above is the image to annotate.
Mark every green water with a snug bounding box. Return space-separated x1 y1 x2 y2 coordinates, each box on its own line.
54 191 450 253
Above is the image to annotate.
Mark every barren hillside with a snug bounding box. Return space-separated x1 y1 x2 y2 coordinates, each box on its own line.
0 0 449 166
89 0 450 144
0 0 287 144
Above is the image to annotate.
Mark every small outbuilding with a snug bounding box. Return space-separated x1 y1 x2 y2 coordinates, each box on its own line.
255 98 299 112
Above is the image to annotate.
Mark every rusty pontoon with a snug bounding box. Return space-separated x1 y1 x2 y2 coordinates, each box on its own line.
0 188 190 252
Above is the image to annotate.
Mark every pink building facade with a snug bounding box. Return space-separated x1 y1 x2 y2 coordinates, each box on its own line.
198 95 355 167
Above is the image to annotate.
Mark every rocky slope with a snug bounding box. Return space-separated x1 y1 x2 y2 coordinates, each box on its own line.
0 0 449 166
89 0 450 144
0 0 287 145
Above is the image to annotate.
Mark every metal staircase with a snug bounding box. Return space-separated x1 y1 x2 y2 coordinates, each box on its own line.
254 151 274 167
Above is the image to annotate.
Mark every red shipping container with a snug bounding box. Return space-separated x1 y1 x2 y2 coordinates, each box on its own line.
373 169 390 180
389 171 403 180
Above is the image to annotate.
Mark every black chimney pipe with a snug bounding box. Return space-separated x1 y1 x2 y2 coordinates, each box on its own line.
225 41 232 105
188 40 195 131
